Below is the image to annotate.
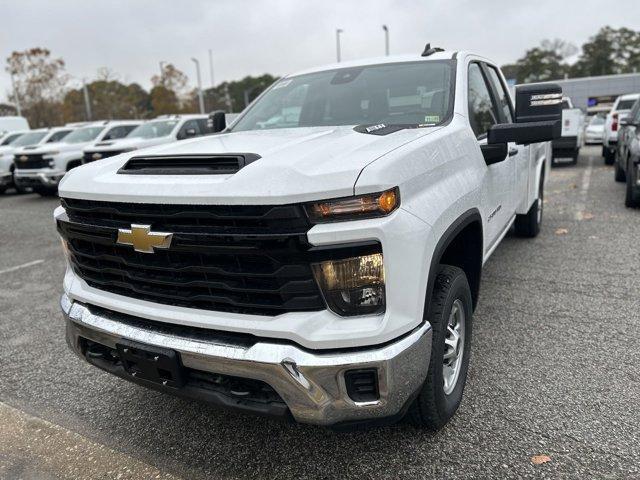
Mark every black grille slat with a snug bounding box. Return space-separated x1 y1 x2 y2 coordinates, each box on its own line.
14 154 47 169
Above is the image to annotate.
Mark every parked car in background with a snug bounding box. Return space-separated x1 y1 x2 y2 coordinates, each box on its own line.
82 115 208 164
603 93 640 165
57 49 561 429
613 98 640 207
551 96 583 166
0 126 75 194
615 98 640 182
14 120 142 196
0 130 28 147
584 114 606 145
0 116 29 135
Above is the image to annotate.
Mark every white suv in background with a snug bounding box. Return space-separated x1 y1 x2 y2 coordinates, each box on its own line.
0 127 75 194
603 93 640 164
14 120 141 196
82 115 209 164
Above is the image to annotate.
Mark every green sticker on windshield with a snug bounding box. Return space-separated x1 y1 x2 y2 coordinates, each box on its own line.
424 115 440 123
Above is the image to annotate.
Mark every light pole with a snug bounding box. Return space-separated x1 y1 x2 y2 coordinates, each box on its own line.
336 29 343 62
9 71 22 116
208 49 214 87
382 25 389 56
191 57 205 114
82 79 92 121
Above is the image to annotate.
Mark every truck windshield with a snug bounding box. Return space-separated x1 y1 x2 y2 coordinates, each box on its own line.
616 99 637 111
589 115 605 126
231 60 454 132
1 133 25 146
63 126 105 143
127 120 178 139
12 131 48 147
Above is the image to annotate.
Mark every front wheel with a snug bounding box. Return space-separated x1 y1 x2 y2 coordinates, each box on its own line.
409 265 472 430
33 185 58 197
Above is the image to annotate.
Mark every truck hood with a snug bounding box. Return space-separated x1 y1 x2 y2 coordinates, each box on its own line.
60 125 439 204
0 145 17 157
22 141 92 155
87 136 173 152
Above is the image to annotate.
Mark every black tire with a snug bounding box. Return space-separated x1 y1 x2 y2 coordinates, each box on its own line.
409 265 473 430
10 166 30 194
514 174 543 238
571 148 579 166
0 184 7 195
625 157 640 208
33 185 58 197
604 147 615 165
614 157 626 182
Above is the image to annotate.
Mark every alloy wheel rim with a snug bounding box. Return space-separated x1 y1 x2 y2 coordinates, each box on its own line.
443 299 465 395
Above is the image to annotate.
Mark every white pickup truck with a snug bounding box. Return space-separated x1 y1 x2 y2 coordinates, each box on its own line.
81 115 209 165
551 96 583 166
14 120 141 196
56 48 560 429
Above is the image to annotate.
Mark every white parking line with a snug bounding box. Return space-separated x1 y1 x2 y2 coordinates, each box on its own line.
575 156 594 220
0 259 45 275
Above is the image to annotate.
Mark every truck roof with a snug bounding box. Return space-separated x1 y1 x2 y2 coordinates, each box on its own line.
288 50 459 78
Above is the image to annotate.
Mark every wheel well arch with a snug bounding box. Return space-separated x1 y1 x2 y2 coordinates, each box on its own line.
424 209 483 317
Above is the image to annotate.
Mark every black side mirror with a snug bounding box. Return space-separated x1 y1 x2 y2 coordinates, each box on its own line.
208 110 226 133
481 143 508 165
619 117 630 126
488 83 563 145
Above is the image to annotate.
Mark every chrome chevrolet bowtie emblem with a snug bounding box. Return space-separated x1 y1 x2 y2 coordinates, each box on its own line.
116 224 173 253
92 152 102 160
19 155 28 161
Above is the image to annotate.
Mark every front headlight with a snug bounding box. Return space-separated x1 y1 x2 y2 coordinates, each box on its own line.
305 187 399 223
312 253 385 316
43 151 60 157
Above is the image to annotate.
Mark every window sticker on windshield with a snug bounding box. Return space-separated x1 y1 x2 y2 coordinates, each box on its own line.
424 115 440 123
272 79 292 90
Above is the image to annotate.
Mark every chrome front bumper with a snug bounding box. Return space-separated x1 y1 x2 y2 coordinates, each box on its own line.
61 294 432 426
14 169 64 187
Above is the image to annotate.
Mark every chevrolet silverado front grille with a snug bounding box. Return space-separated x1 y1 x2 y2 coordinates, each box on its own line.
57 198 379 316
14 154 47 169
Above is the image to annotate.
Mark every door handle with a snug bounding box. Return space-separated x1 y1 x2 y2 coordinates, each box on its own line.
508 147 519 157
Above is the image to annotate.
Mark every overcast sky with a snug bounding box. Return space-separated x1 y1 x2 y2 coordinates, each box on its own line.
2 0 640 101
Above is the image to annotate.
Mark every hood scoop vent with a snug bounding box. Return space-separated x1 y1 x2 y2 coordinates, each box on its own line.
118 153 261 175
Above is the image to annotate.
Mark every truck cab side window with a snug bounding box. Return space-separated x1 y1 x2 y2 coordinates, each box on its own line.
485 66 514 123
467 63 499 139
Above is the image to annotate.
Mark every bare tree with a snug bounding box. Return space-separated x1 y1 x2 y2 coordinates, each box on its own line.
6 48 69 126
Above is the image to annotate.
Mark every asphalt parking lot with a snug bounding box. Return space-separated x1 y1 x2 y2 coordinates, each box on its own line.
0 144 638 479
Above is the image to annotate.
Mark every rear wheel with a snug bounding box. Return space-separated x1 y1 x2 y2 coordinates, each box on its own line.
515 174 543 237
625 158 640 208
409 265 472 430
604 147 615 165
614 157 626 182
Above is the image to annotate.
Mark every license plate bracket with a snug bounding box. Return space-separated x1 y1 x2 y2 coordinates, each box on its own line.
116 339 185 388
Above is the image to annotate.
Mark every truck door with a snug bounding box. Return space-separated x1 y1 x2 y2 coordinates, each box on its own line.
483 64 531 214
467 62 516 250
